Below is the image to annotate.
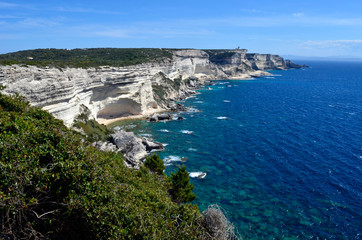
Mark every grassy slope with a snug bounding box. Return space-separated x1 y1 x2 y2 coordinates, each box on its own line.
0 89 208 239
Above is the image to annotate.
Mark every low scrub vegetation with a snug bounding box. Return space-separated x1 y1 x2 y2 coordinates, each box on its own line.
0 87 239 239
0 88 203 239
0 48 173 68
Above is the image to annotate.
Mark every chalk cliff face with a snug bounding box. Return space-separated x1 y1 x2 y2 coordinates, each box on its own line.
0 49 302 126
246 53 287 70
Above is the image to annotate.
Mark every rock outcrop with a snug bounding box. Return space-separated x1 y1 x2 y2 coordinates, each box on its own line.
246 53 287 70
110 130 147 168
0 48 304 126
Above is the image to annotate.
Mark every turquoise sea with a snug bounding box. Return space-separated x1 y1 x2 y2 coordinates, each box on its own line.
113 61 362 239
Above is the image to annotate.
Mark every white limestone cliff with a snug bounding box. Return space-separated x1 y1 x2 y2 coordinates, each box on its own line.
0 49 301 126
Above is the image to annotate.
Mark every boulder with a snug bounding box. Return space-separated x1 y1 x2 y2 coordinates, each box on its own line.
110 130 147 167
157 113 172 121
142 139 164 152
149 113 172 122
149 115 158 122
170 103 187 112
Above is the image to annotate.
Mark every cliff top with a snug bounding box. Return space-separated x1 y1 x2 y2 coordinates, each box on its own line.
0 47 255 69
0 48 174 68
0 47 304 69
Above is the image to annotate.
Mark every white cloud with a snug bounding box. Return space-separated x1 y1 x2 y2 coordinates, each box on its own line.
54 7 122 15
0 15 19 19
95 29 130 38
0 34 18 39
92 26 211 39
240 9 264 14
293 12 304 17
18 18 63 28
303 40 362 48
0 1 18 8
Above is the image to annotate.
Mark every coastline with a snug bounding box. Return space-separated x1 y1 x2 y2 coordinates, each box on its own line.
99 70 273 126
97 108 163 125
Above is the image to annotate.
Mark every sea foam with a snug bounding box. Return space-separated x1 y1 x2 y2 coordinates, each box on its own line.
181 130 193 134
189 172 207 179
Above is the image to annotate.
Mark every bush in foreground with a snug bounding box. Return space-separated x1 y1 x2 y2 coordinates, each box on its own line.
202 205 239 240
0 89 210 239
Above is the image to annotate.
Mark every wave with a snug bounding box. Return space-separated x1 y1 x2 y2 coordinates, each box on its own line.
187 107 200 113
181 130 194 134
138 133 152 138
223 100 231 103
158 129 170 133
163 155 182 162
163 156 187 164
216 116 228 120
187 148 198 152
189 172 207 179
113 126 121 131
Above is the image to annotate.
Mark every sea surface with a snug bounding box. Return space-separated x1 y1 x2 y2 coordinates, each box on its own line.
111 61 362 239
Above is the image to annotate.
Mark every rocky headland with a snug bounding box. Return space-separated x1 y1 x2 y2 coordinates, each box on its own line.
0 48 304 126
0 48 305 166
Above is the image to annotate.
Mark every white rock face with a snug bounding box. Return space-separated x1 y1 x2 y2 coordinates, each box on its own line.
246 53 287 70
0 49 295 126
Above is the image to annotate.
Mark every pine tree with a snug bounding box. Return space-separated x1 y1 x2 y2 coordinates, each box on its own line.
170 165 196 203
144 154 165 175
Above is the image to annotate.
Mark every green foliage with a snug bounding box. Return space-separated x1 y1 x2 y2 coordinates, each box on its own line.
145 154 165 175
152 84 168 104
0 90 209 239
73 119 112 142
152 73 184 106
72 104 113 142
170 165 196 204
0 48 173 68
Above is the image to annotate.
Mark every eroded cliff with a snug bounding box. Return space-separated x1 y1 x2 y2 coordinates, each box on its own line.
0 48 303 126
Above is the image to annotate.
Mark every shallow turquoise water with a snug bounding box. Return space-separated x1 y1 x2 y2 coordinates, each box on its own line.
113 61 362 239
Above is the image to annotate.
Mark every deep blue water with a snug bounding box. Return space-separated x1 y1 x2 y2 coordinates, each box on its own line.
113 61 362 239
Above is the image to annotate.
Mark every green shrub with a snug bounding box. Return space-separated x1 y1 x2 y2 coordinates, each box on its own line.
170 165 196 203
0 90 208 239
145 154 165 175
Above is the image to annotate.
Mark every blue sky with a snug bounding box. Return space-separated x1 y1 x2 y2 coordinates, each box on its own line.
1 0 362 57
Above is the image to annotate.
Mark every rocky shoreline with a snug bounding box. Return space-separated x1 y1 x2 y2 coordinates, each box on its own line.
97 70 271 125
0 48 304 127
0 48 306 168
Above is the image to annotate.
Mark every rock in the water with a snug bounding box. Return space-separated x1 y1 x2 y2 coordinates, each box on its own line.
142 139 164 152
177 116 184 120
149 115 158 122
110 130 147 167
170 103 187 112
157 113 172 120
149 113 172 122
